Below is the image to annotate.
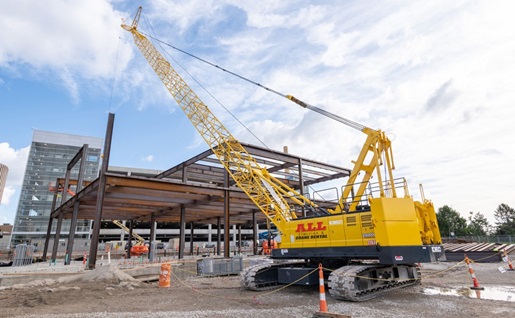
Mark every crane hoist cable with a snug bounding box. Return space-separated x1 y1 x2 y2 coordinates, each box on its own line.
126 8 396 212
142 33 388 204
138 14 275 162
143 33 368 133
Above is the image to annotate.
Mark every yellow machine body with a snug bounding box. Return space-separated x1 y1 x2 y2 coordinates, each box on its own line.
279 196 440 250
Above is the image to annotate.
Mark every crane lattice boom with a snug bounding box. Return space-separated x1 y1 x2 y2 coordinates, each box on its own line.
122 8 320 230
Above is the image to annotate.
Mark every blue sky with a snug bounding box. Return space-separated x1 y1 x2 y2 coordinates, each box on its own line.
1 0 515 226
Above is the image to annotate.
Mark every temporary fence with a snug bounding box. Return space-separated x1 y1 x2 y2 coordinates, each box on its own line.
12 244 35 267
196 257 243 276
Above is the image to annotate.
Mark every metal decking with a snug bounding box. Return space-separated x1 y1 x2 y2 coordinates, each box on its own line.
444 242 515 262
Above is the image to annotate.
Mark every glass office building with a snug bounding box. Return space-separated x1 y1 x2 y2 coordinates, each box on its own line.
11 130 102 245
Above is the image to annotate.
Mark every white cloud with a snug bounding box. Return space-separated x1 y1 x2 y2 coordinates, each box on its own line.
0 0 133 102
2 0 514 226
0 142 29 187
0 143 29 223
164 0 515 222
101 0 515 224
1 186 15 205
142 155 154 162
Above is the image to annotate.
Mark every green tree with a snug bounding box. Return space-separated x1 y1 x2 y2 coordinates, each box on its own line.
494 203 515 235
466 211 490 236
436 205 468 236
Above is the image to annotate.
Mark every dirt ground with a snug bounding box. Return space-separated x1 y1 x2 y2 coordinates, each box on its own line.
1 260 514 318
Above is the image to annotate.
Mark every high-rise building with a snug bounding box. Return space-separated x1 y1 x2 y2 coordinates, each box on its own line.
0 163 8 204
11 130 102 245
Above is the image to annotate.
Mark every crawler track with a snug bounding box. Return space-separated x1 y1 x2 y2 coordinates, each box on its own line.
327 264 421 301
240 261 306 291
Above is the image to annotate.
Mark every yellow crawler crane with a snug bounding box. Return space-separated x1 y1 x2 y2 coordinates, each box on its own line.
122 7 444 301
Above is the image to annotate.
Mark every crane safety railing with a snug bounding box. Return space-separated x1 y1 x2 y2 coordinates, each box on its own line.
309 177 410 214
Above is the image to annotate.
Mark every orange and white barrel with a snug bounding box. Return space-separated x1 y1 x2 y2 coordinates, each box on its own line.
159 263 171 288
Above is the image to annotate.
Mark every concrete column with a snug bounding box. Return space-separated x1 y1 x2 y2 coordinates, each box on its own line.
189 222 194 255
216 217 221 256
298 158 306 217
149 213 156 261
120 221 126 241
238 225 242 255
232 224 237 245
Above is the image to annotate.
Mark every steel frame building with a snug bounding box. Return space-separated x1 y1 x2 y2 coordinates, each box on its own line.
44 113 351 268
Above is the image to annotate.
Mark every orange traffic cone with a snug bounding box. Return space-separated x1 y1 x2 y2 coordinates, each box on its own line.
318 263 328 313
313 264 351 318
464 254 484 290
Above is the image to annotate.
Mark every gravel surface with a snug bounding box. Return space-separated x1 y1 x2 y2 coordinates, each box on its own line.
1 261 514 318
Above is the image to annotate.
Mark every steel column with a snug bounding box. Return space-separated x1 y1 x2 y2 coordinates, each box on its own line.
252 211 258 255
65 144 88 265
298 157 306 216
51 165 72 262
216 216 221 256
89 113 114 269
179 205 185 259
50 212 64 262
223 170 230 258
42 187 59 262
127 220 133 259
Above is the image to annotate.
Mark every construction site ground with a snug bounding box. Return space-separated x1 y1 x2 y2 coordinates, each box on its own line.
1 257 514 318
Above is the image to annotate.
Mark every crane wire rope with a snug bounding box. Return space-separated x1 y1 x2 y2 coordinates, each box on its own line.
127 9 354 207
108 36 122 112
140 14 272 159
143 32 367 132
